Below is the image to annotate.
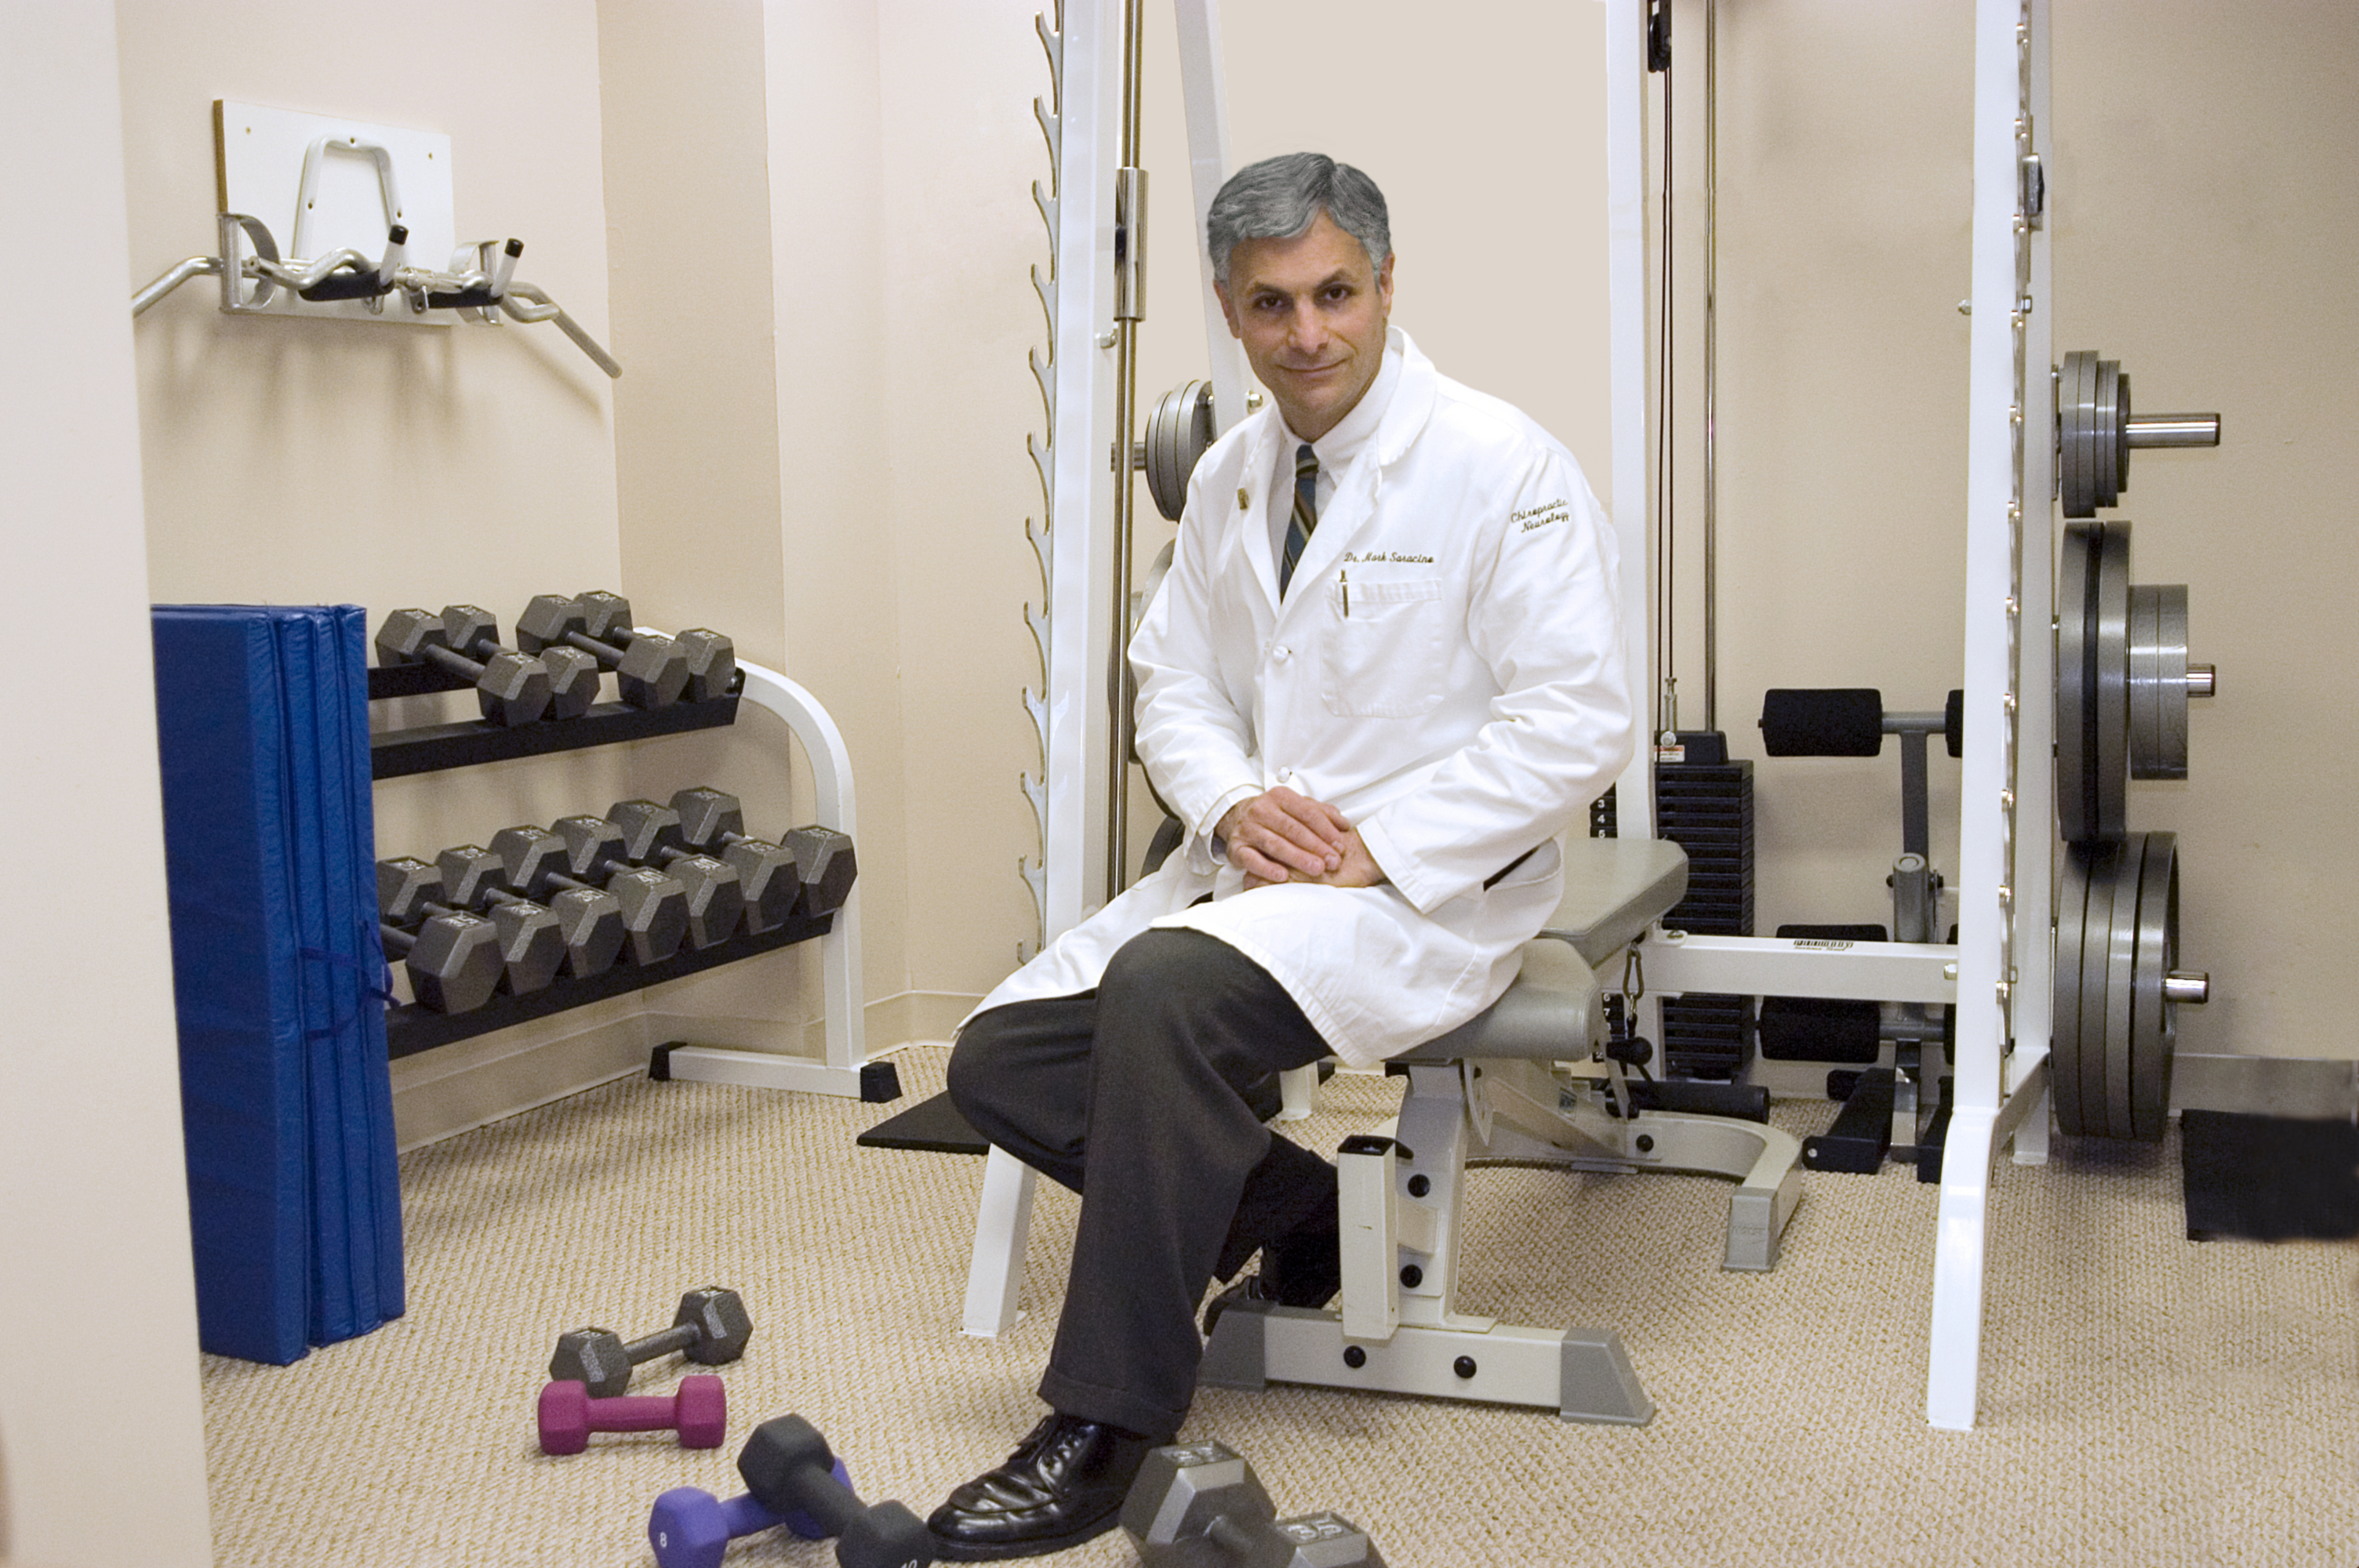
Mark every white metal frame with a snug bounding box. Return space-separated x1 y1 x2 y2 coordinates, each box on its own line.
965 0 1131 1337
645 659 879 1099
1926 0 2057 1432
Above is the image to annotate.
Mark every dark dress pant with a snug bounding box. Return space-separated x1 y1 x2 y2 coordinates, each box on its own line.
945 927 1336 1439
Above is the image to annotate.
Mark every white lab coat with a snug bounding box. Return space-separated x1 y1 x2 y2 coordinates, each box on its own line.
976 329 1634 1065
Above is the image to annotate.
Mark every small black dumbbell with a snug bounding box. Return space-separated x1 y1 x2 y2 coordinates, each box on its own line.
376 908 504 1013
431 845 627 980
378 856 565 998
375 607 552 727
1121 1440 1385 1568
663 787 806 934
549 1287 752 1399
438 605 602 720
602 800 747 949
573 590 736 703
737 1415 933 1568
492 822 688 965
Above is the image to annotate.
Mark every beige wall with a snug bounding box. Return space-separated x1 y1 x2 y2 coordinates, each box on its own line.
2050 1 2359 1058
2 5 213 1563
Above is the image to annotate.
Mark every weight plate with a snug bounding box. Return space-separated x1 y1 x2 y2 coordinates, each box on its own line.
2127 583 2190 780
2055 522 2131 842
2060 350 2100 517
2103 833 2139 1138
2128 831 2180 1141
1143 379 1214 524
2051 832 2183 1141
2074 840 2125 1136
2114 367 2135 503
2050 837 2092 1134
2092 358 2125 510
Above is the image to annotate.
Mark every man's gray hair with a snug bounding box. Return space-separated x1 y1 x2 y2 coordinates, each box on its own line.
1205 153 1390 286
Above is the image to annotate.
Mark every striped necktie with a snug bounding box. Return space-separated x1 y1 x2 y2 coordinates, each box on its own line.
1280 443 1318 597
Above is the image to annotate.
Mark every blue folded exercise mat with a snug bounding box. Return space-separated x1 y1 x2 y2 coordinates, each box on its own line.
152 604 403 1363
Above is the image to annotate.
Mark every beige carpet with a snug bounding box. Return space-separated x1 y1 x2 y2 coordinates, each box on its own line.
198 1045 2358 1566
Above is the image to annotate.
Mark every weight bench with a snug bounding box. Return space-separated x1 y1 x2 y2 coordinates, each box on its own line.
1198 834 1805 1425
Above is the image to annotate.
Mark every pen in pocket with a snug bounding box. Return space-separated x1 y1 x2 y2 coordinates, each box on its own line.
1341 568 1350 617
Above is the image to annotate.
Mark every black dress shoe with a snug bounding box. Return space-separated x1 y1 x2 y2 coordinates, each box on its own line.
927 1412 1161 1559
1205 1212 1343 1334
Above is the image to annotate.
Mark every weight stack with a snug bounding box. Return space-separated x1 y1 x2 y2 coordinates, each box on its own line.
1590 754 1759 1080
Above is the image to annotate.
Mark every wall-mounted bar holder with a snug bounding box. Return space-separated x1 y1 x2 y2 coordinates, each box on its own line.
132 213 620 378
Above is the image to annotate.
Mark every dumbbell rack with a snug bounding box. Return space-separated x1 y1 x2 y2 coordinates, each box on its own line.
370 656 892 1101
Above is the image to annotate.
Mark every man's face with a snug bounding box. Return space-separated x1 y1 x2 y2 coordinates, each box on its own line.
1216 210 1394 443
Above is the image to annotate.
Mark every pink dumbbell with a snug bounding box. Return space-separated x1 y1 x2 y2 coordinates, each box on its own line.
538 1374 727 1455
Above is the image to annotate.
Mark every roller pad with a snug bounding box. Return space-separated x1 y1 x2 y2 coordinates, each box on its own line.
1759 688 1884 757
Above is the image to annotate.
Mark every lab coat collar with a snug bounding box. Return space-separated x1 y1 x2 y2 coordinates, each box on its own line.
1235 329 1438 614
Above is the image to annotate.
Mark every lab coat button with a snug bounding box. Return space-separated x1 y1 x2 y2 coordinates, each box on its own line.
1274 645 1291 662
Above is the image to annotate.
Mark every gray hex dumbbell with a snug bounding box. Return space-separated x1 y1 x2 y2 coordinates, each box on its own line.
438 604 603 720
375 907 504 1014
603 800 747 949
433 844 628 980
668 786 852 920
493 823 689 967
375 607 553 727
548 1287 753 1399
665 787 805 935
574 590 737 703
1121 1441 1385 1568
781 826 858 919
514 594 693 710
377 856 565 998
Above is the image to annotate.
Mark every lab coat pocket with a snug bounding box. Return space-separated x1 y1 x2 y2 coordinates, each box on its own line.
1318 576 1448 718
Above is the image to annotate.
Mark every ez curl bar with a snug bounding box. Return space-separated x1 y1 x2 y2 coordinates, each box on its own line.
131 212 620 379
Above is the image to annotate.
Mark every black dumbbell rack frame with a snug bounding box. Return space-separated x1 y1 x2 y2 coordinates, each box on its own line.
368 662 743 778
383 907 832 1058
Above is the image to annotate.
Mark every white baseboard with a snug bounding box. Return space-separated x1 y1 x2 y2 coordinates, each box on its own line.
388 989 983 1150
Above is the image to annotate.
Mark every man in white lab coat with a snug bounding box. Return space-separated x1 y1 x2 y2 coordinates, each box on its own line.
928 153 1634 1559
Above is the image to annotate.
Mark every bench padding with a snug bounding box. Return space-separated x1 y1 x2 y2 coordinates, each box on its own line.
1396 837 1688 1065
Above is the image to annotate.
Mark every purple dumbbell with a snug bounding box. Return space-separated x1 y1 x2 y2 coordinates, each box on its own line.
537 1374 726 1455
645 1458 854 1568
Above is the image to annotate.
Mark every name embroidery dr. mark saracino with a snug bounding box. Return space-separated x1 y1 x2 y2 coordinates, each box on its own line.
1339 550 1435 564
1514 498 1572 532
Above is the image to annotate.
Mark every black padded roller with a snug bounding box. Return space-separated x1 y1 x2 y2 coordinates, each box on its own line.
1944 689 1965 759
1759 688 1884 757
1759 924 1889 1063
